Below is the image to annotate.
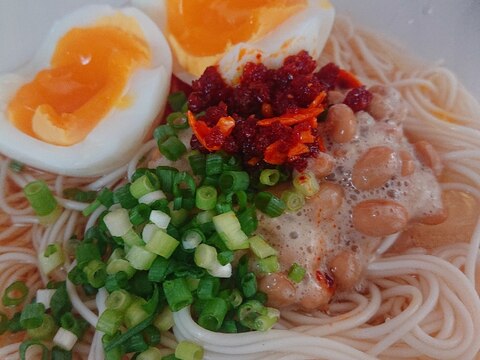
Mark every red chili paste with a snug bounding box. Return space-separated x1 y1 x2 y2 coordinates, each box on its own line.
187 51 372 172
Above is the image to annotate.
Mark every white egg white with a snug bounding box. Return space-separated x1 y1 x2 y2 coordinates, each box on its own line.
132 0 334 84
0 5 172 177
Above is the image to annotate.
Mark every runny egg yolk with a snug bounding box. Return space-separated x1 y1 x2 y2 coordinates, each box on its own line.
166 0 307 76
7 23 151 146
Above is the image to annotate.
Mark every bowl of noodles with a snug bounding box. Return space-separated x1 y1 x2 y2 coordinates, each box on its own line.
0 1 479 360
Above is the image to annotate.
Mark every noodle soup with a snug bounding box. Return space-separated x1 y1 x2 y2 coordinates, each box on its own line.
0 2 480 360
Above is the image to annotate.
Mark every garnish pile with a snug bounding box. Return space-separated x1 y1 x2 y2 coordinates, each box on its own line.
187 50 371 171
1 51 374 360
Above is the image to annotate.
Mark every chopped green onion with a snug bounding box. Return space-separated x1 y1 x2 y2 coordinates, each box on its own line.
288 263 306 283
188 151 206 175
255 191 286 217
98 188 115 207
104 313 154 352
253 291 268 305
97 309 123 336
170 206 189 226
8 312 23 333
198 297 228 331
162 354 180 360
125 299 149 328
194 244 217 270
0 312 9 335
27 313 56 340
163 278 193 312
220 319 238 333
206 262 232 278
35 289 56 310
225 190 248 210
212 211 249 250
9 159 24 173
145 229 179 259
130 174 159 199
181 228 205 250
257 255 280 274
139 190 166 205
149 210 171 229
20 302 45 329
125 332 148 353
60 312 88 339
113 184 138 209
148 256 171 282
53 327 78 351
237 206 258 236
153 124 176 143
197 276 220 300
24 180 61 224
254 312 279 331
84 259 107 288
173 172 196 198
39 243 65 275
51 346 72 360
205 153 223 176
240 272 257 298
123 228 144 246
126 245 157 270
217 250 234 266
293 171 320 197
219 171 250 193
202 175 218 187
159 136 187 161
106 290 133 313
153 307 174 331
259 169 281 186
167 91 188 112
63 188 96 203
219 289 243 309
50 283 72 323
237 299 264 329
75 242 101 269
103 208 132 237
106 259 136 279
3 280 28 307
248 235 277 259
19 340 48 360
223 155 242 171
81 200 101 217
167 112 189 130
156 166 178 194
175 341 204 360
138 347 164 360
105 272 129 292
281 190 305 212
195 186 217 210
142 325 161 346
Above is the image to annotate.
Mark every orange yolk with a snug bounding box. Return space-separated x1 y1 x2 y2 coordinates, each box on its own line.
166 0 307 57
7 25 150 146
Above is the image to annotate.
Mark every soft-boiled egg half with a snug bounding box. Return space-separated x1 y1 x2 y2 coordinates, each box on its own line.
133 0 335 84
0 5 172 176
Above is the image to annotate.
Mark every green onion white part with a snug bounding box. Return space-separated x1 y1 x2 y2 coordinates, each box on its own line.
53 328 78 351
103 208 132 237
139 190 166 204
